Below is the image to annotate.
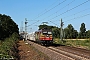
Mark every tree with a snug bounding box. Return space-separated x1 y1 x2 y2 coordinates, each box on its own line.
86 30 90 38
78 23 86 39
73 30 78 39
0 14 19 40
39 25 49 30
64 24 78 39
52 27 60 38
38 25 55 30
64 27 69 39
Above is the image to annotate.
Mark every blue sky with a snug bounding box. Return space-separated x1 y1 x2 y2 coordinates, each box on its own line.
0 0 90 33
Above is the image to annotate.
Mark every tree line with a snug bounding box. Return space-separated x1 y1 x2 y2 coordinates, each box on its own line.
39 23 90 39
0 14 19 40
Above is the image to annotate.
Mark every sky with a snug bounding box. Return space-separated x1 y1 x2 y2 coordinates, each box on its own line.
0 0 90 33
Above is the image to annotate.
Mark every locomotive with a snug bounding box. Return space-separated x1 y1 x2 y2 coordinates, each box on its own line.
27 29 53 45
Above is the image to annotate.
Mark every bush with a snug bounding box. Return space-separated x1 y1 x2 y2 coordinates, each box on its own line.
0 32 19 60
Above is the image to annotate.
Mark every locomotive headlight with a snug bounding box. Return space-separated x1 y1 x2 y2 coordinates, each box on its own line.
47 35 49 37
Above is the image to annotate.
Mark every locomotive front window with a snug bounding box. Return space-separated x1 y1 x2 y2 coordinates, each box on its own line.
48 32 52 34
43 32 47 35
43 31 52 35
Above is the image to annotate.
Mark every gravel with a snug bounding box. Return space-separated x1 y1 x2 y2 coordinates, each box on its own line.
27 40 74 60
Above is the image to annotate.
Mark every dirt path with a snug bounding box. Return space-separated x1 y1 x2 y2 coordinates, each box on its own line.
18 40 49 60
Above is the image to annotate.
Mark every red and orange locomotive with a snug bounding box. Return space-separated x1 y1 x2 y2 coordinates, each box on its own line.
35 29 53 45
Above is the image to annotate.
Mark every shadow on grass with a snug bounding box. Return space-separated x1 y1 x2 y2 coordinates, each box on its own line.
44 43 65 47
50 40 66 47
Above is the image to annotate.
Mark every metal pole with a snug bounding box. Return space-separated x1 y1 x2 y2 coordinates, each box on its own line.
60 19 64 41
25 18 28 40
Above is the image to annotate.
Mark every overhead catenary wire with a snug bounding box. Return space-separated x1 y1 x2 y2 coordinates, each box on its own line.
42 0 75 21
49 21 60 27
27 0 90 30
34 0 67 20
46 0 90 28
27 20 40 27
27 0 67 28
34 0 74 26
33 0 59 20
64 13 90 23
48 11 90 29
62 8 90 19
38 0 75 27
49 0 90 21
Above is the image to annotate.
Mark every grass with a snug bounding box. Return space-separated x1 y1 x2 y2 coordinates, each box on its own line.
0 33 19 60
53 38 90 50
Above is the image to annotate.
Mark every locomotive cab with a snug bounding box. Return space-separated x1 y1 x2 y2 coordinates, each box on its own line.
35 29 53 45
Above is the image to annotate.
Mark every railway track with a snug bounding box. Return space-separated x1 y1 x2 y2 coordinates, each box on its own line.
26 40 90 60
53 46 90 59
48 46 90 60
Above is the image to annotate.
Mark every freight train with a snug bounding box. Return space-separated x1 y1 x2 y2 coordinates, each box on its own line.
27 29 53 45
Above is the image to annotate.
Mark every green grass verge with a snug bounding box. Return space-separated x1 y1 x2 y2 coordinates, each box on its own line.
53 38 90 50
0 32 19 60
